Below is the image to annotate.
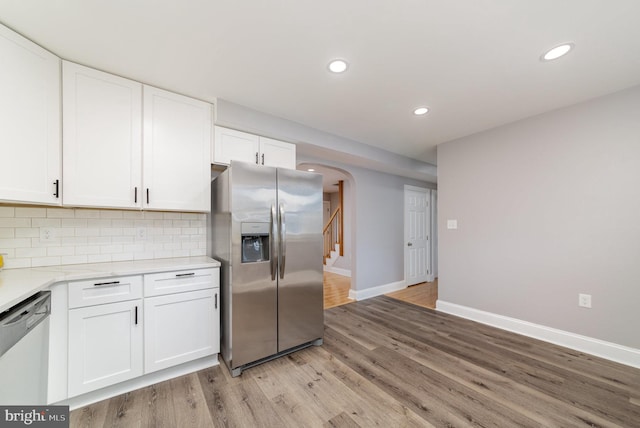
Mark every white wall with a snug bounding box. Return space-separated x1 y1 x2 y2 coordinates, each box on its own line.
0 205 206 268
438 85 640 349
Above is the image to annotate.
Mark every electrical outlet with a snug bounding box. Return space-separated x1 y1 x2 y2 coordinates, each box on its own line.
40 227 57 241
578 293 592 308
136 227 146 240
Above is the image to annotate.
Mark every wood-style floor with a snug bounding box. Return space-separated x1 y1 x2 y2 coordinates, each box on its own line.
71 296 640 427
323 271 354 309
386 278 438 309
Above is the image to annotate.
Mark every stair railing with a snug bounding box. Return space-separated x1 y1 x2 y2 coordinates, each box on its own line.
323 207 341 264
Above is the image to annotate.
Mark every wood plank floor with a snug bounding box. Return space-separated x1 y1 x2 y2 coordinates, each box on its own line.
386 278 438 309
323 271 354 309
71 296 640 427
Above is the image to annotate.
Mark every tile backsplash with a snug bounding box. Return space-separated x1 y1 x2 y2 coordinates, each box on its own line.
0 205 207 269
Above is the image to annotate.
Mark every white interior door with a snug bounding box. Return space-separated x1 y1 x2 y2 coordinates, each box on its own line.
404 186 430 286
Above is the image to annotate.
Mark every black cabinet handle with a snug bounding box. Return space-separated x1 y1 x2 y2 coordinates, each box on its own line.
134 306 138 325
146 188 150 204
53 179 59 198
215 293 218 309
261 153 265 165
176 273 195 277
134 187 138 203
255 152 259 164
93 281 120 287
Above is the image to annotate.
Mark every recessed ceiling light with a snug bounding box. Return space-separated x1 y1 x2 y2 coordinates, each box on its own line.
541 43 574 61
328 59 348 73
413 107 429 115
307 168 315 172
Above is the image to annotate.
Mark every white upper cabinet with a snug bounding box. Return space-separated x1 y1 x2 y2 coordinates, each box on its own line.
213 126 296 169
260 136 297 169
62 62 212 212
62 61 143 209
143 86 212 212
0 24 61 205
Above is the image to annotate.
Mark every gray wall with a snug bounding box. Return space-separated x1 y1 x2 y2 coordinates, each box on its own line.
215 100 434 293
438 85 640 349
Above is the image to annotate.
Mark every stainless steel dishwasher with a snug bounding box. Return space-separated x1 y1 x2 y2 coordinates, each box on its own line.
0 291 51 405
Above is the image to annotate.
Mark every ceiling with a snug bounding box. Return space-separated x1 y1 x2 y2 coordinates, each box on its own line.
297 163 349 193
2 1 640 166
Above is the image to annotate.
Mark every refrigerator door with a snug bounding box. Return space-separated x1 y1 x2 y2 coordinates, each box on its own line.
230 161 278 368
276 168 324 351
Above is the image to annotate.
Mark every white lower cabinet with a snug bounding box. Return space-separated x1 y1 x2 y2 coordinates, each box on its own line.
66 267 220 398
144 288 219 373
68 299 143 397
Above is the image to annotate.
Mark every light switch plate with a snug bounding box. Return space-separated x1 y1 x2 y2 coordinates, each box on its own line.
447 219 458 230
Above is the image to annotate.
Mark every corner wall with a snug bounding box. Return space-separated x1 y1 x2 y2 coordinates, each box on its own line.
437 85 640 350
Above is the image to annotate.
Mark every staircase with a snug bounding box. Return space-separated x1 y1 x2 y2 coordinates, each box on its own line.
323 180 344 266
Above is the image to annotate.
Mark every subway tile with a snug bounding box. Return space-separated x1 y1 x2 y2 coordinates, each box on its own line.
0 238 31 248
181 227 198 235
74 209 101 219
62 218 88 228
100 228 123 237
112 236 134 244
190 248 206 257
75 246 101 255
61 255 88 265
5 258 31 269
0 218 31 227
153 249 173 258
190 220 205 228
32 237 61 247
75 228 100 237
153 219 172 228
15 228 39 238
134 219 154 227
87 254 111 263
32 218 60 227
46 208 75 218
143 211 164 220
123 211 145 219
133 251 154 260
111 253 134 262
181 241 198 250
99 210 124 219
87 219 112 228
87 236 111 245
111 219 134 228
171 249 190 258
16 247 46 258
15 207 46 218
164 227 181 235
100 244 123 254
31 256 61 267
163 212 182 220
62 237 87 246
47 246 75 257
0 228 15 238
181 213 200 220
59 228 76 237
123 243 145 253
0 207 15 217
163 242 181 250
172 220 190 228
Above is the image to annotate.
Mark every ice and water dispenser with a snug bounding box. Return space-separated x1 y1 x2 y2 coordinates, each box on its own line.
241 222 270 263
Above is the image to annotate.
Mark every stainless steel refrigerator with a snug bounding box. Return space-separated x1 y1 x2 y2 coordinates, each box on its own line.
211 160 324 376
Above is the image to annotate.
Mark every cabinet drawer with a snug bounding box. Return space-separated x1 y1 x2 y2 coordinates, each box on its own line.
144 268 219 297
68 276 143 308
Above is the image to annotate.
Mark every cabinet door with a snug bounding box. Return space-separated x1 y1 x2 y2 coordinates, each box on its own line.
260 137 297 169
68 299 143 397
143 85 212 212
144 288 219 374
0 24 61 205
62 61 142 209
213 126 259 166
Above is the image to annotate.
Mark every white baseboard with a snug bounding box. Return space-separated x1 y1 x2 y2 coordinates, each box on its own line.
349 280 406 301
323 265 351 277
436 300 640 369
59 355 219 410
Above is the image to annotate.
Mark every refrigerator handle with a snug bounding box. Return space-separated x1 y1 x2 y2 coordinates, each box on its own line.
279 203 286 279
271 204 277 281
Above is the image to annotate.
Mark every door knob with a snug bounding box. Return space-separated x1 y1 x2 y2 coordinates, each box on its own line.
407 242 413 246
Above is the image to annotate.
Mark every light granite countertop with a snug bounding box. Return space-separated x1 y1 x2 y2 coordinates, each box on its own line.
0 256 220 313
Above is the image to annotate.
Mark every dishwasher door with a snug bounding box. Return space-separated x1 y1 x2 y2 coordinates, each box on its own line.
0 291 51 405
